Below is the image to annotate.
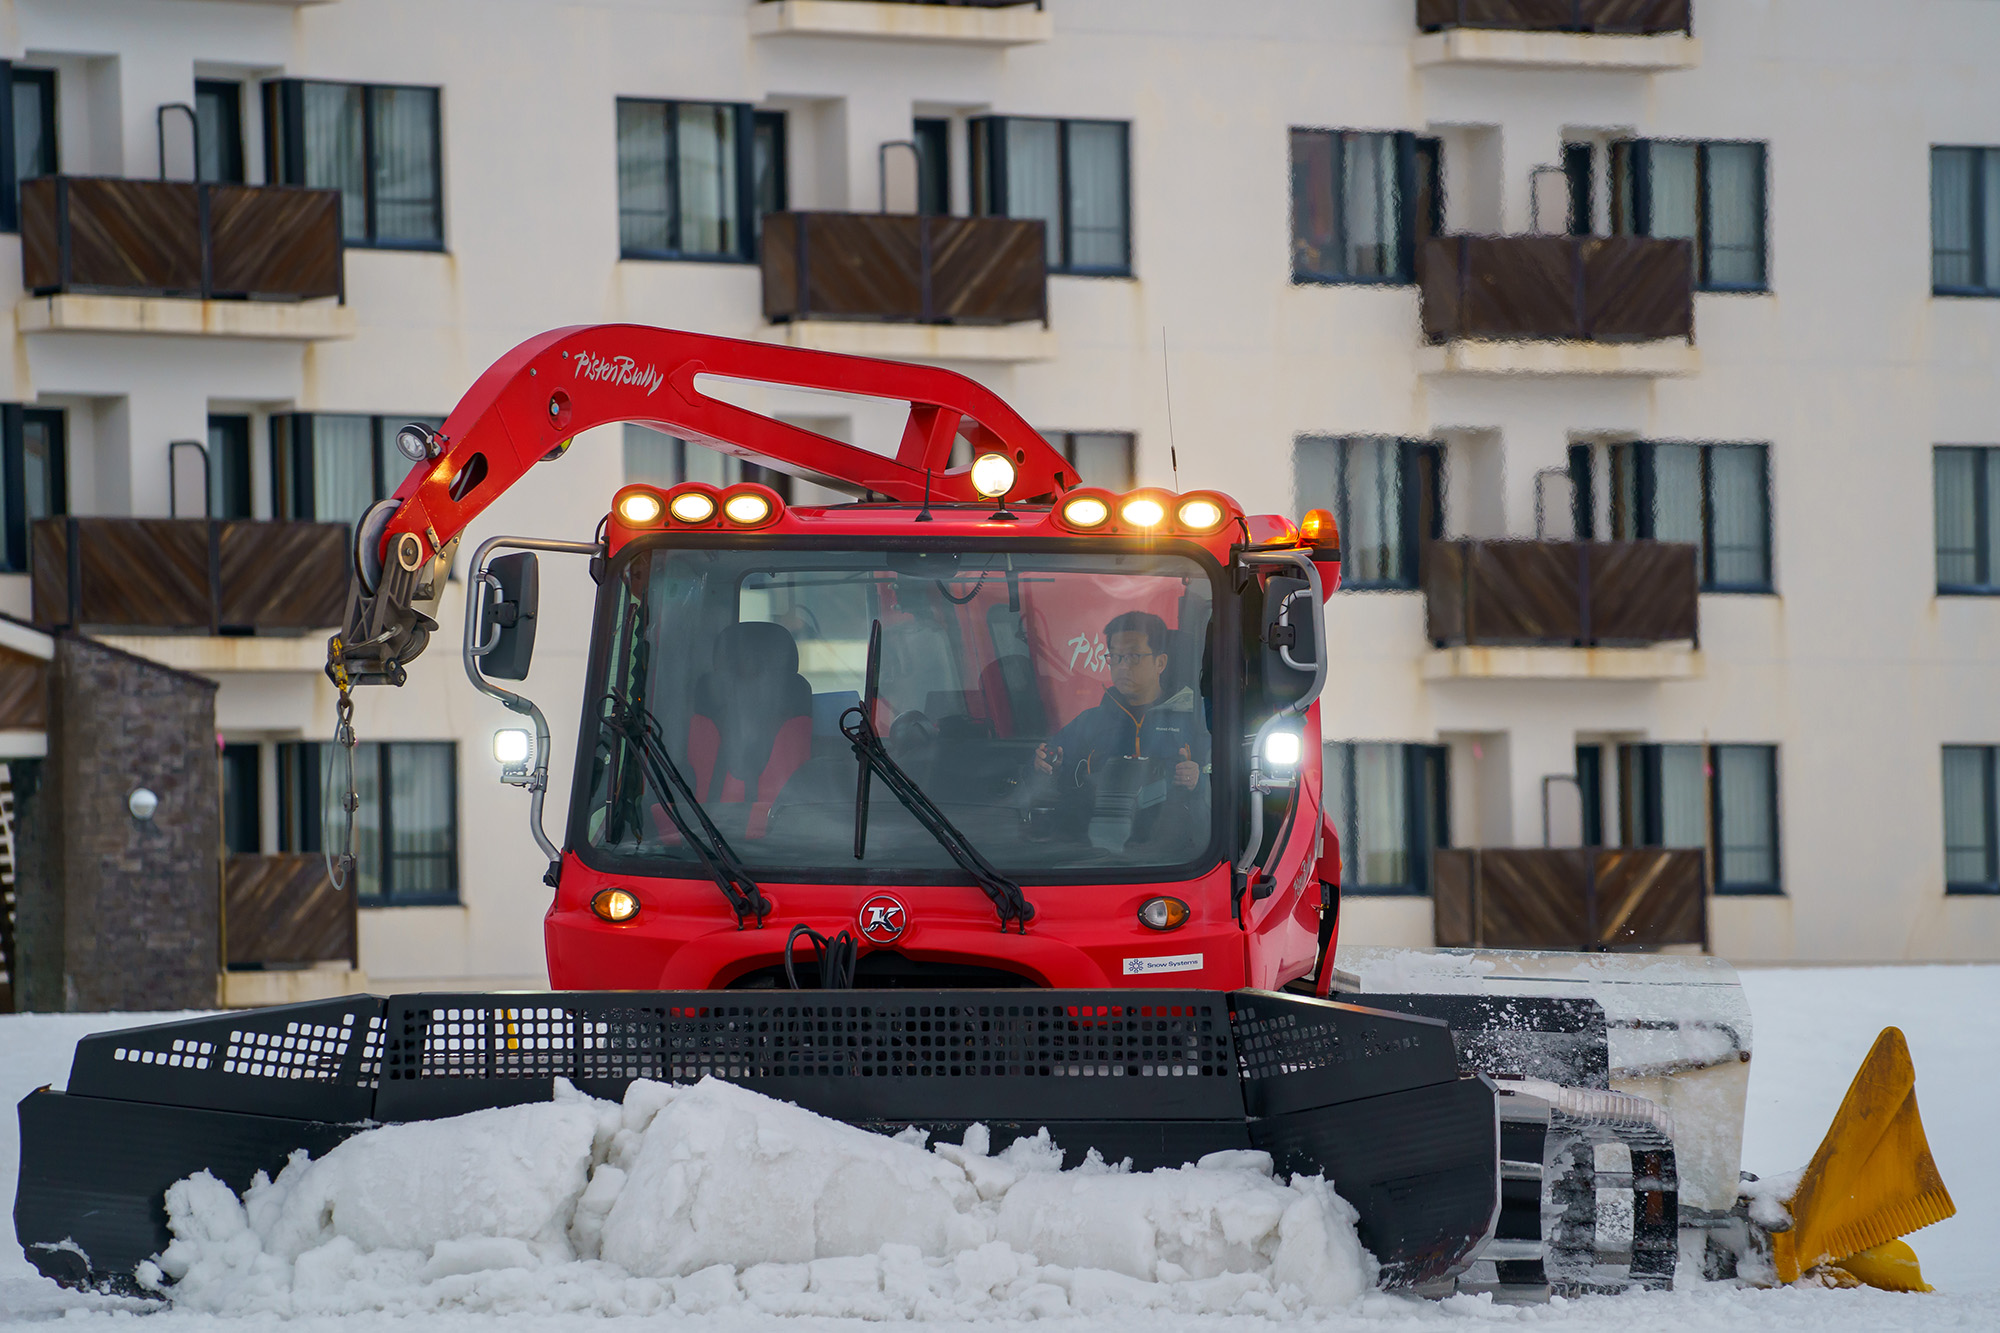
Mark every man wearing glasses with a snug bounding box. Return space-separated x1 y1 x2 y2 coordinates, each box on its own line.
1031 611 1208 851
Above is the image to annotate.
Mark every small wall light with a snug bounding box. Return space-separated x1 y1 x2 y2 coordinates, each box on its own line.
128 787 159 821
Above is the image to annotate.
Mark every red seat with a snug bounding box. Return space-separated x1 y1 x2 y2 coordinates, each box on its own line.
685 621 812 836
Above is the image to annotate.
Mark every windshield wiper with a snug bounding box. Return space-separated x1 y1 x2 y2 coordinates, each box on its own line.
603 694 771 929
842 622 1035 933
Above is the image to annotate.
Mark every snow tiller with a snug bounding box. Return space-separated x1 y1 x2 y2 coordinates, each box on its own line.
10 326 1950 1298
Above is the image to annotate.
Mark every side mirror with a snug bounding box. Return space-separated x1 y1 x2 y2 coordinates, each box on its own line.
1260 575 1320 706
474 551 539 680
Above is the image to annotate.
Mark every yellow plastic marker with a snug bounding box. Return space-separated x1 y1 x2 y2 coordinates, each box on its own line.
1829 1239 1933 1293
1773 1027 1956 1284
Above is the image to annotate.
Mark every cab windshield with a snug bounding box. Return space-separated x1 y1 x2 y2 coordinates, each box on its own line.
579 543 1219 881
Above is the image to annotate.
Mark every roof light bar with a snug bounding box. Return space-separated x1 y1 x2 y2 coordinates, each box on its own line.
613 487 665 526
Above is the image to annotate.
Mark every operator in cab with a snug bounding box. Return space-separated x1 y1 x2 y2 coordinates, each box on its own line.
1029 610 1208 854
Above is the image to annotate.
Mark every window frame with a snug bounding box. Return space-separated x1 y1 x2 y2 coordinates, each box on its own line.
1295 435 1441 592
1605 440 1774 593
1 404 65 574
1931 145 2000 298
1288 127 1431 287
970 115 1133 278
1935 444 2000 594
1325 740 1450 897
1612 137 1769 294
1943 745 2000 894
278 739 461 907
0 63 58 234
615 97 764 264
1709 743 1782 896
1620 740 1781 896
264 78 446 251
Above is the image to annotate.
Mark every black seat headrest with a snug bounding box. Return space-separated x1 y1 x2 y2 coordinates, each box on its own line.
715 620 801 678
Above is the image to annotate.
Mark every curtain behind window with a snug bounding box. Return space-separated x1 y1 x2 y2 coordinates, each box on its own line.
1648 442 1703 545
1715 745 1776 886
1291 130 1337 278
677 102 738 256
303 83 367 242
1352 742 1409 887
312 414 376 525
1935 447 1982 586
1342 438 1406 585
388 743 456 899
1657 743 1706 848
1942 747 1993 885
371 86 441 244
1065 432 1133 491
1004 120 1062 265
21 416 59 522
1341 132 1398 279
1648 142 1699 242
618 101 672 254
1065 121 1127 271
1932 147 1974 289
1705 143 1762 286
1707 445 1768 586
1984 148 2000 290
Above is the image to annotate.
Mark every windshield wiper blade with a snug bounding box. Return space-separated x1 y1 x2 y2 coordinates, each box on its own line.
604 695 771 929
841 623 1035 933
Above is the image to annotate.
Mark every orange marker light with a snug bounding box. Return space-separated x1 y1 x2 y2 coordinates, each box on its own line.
1300 508 1339 549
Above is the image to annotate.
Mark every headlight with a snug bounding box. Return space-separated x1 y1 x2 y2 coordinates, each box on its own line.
1120 496 1166 528
970 452 1017 500
590 888 641 923
1061 496 1110 528
1137 896 1190 931
394 423 438 463
1177 497 1225 532
493 729 532 765
616 490 663 525
724 492 773 525
669 490 717 523
1263 730 1303 768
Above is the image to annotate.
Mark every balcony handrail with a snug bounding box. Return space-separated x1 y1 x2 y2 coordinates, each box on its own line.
763 209 1048 327
1416 0 1691 35
1420 233 1694 344
1434 846 1707 952
1425 537 1699 648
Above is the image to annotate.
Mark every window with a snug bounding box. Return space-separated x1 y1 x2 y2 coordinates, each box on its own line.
0 406 64 573
1324 742 1448 895
1942 746 1999 893
1597 440 1772 592
1931 147 2000 296
0 64 56 231
914 117 950 216
207 414 253 520
624 424 792 500
221 743 261 856
278 740 458 905
1620 741 1780 894
1040 432 1134 492
265 80 443 247
971 116 1130 276
1289 129 1437 285
1293 436 1441 590
1936 446 2000 592
617 99 770 262
272 413 444 525
1612 139 1767 291
195 79 245 184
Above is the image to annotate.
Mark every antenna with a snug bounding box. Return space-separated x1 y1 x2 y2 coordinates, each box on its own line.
1162 328 1181 490
915 467 934 522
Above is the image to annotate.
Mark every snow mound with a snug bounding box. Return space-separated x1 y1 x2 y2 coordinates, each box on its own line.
143 1077 1377 1319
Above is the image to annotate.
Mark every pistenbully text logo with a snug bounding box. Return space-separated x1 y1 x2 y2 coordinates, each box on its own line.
573 352 664 396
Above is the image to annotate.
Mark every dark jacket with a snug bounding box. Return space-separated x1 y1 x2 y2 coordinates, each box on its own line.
1046 684 1210 782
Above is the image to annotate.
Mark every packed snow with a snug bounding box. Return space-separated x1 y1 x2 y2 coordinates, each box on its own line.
4 964 1998 1331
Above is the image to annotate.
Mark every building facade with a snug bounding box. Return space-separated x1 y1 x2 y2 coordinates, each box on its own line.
0 0 1994 993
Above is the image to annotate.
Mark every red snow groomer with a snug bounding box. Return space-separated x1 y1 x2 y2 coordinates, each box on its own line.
27 326 1944 1303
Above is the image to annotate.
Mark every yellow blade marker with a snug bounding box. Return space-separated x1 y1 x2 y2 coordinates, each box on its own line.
1773 1027 1956 1285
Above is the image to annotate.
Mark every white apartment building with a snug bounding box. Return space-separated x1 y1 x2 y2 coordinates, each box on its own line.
0 0 1994 991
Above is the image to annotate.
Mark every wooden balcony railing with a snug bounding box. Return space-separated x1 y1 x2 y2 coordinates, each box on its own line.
1434 847 1707 951
1416 0 1690 34
224 853 357 969
1420 235 1692 344
762 211 1048 325
31 517 351 633
1425 540 1698 647
21 177 343 301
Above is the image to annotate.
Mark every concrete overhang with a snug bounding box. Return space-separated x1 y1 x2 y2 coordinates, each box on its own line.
1417 338 1699 378
18 294 356 341
1423 645 1703 681
749 0 1051 45
1412 30 1699 72
764 320 1057 364
93 634 332 673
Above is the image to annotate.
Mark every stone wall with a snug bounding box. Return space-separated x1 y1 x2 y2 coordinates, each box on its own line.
14 636 220 1011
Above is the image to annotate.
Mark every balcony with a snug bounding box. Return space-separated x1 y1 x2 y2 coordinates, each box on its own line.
1423 539 1700 679
18 177 353 340
1433 847 1707 951
1413 0 1698 70
761 211 1055 362
30 517 351 635
221 852 364 1007
1418 235 1696 375
750 0 1050 46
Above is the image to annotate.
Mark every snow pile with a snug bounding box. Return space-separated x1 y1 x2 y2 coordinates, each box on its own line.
141 1076 1377 1319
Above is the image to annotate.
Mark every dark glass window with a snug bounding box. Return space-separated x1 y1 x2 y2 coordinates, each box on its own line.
914 117 950 216
1620 741 1779 894
1602 441 1772 592
195 79 245 184
207 414 253 520
623 424 792 500
266 80 443 247
221 743 261 856
1323 742 1449 895
1293 436 1441 590
1611 139 1767 291
971 116 1130 276
1931 147 2000 296
271 413 444 525
1036 431 1135 492
1943 746 1999 893
752 109 787 219
0 65 56 231
1935 445 2000 592
1289 129 1437 285
0 406 64 573
617 99 766 261
278 740 458 905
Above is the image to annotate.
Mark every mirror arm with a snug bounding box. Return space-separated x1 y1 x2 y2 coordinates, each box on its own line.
1231 550 1329 903
462 534 605 865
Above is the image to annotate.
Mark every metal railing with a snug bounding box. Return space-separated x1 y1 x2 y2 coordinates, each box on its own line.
1424 539 1699 647
762 211 1048 326
1420 234 1694 344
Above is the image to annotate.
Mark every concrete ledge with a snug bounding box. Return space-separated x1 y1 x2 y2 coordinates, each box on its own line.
1412 29 1699 71
1423 645 1703 681
765 320 1056 363
94 634 331 673
18 294 356 340
0 729 46 758
750 0 1051 45
1417 338 1698 378
223 966 368 1009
